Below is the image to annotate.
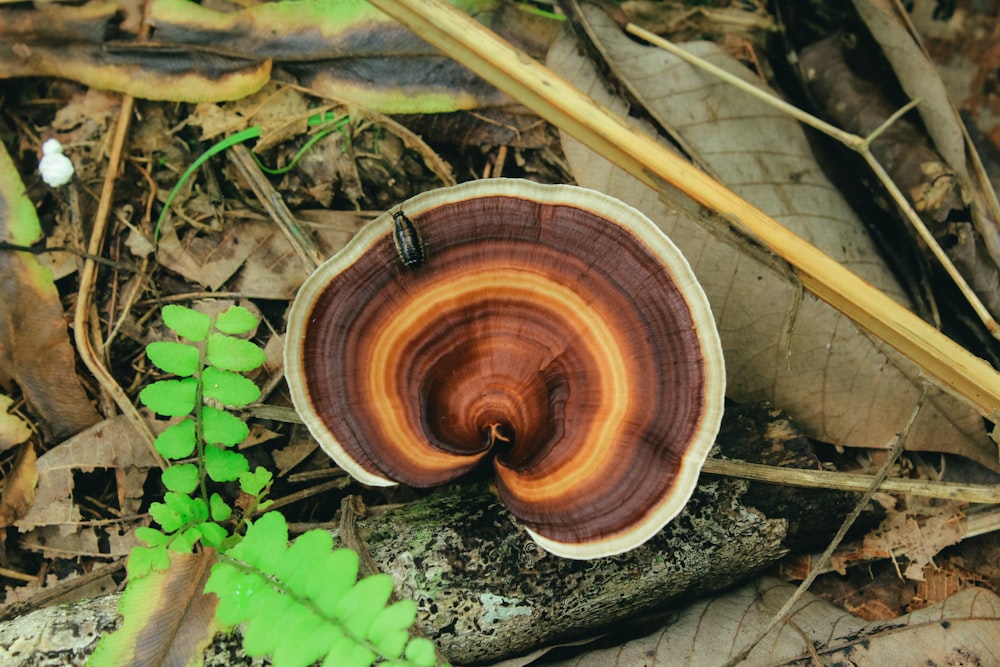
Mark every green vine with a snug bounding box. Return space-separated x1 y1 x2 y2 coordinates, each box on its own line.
89 304 445 667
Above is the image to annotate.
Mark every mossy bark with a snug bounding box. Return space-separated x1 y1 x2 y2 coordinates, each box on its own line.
362 476 786 664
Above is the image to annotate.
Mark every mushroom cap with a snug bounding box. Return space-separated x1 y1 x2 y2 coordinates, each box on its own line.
284 179 725 559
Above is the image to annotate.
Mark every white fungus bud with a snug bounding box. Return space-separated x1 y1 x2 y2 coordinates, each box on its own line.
39 139 75 188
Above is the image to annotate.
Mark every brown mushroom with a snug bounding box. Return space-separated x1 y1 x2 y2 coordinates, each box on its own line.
284 179 724 559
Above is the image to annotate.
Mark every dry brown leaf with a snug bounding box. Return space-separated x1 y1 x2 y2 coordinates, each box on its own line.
232 209 368 298
154 218 273 290
861 500 967 581
571 10 906 301
0 394 31 452
547 14 994 466
0 143 100 442
543 577 1000 666
0 442 36 529
20 524 141 559
89 549 221 667
15 416 158 533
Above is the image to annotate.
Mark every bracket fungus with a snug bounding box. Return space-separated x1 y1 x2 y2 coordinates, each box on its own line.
284 179 725 559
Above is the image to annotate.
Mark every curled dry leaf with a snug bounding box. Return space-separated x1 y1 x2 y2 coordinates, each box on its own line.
547 10 995 467
0 141 99 442
0 442 37 530
87 549 220 667
0 394 31 452
544 577 1000 667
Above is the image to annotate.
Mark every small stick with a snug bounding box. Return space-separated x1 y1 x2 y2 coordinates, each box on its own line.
71 94 164 469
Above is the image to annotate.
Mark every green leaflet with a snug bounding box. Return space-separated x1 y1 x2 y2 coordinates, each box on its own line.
213 305 259 335
94 301 445 667
207 333 268 371
155 419 197 459
162 304 212 342
203 407 249 447
139 378 198 416
147 341 201 376
205 513 439 667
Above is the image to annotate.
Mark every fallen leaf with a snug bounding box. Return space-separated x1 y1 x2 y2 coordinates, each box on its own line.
155 218 273 291
20 524 141 559
0 395 32 452
861 500 967 581
798 30 1000 324
88 548 221 667
0 140 100 442
231 209 368 299
0 442 37 529
547 13 995 467
544 577 1000 666
15 416 158 533
851 1 1000 332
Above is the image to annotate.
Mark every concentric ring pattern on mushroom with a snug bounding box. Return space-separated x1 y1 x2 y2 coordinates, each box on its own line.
284 178 724 559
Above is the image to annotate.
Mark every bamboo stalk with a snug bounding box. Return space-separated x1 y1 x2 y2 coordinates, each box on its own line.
367 0 1000 422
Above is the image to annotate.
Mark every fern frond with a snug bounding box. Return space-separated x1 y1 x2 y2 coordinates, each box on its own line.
205 512 441 667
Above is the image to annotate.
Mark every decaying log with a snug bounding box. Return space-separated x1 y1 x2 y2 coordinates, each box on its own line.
0 404 861 666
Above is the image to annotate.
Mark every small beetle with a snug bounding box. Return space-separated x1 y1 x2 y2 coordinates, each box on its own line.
392 210 425 269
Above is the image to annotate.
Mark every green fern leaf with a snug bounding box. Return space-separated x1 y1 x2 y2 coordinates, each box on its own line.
154 419 196 459
204 514 439 667
125 544 170 579
205 444 250 482
149 501 183 533
162 304 212 342
135 526 170 548
207 333 267 371
240 467 273 495
161 463 199 494
139 378 198 416
146 341 200 377
336 573 395 640
404 638 438 667
322 638 376 667
241 586 296 656
213 305 259 335
203 407 249 447
204 563 256 625
310 549 360 616
203 366 261 407
196 521 228 549
226 511 288 573
171 526 203 553
368 600 417 658
271 613 328 667
274 530 336 611
210 493 233 522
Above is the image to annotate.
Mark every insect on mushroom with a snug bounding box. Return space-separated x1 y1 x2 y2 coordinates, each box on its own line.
285 179 725 560
392 209 425 269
